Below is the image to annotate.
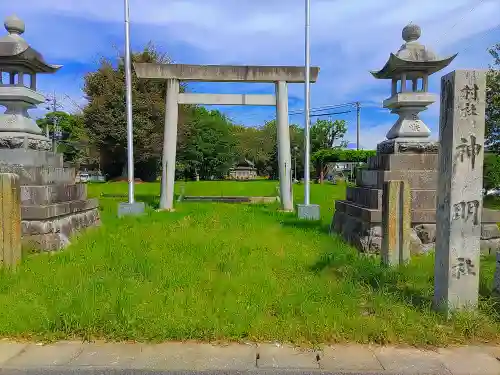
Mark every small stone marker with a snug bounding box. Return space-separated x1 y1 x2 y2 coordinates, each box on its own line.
0 173 21 269
434 70 486 312
381 180 411 266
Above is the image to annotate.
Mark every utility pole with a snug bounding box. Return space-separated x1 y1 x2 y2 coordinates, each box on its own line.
356 101 361 150
44 91 63 152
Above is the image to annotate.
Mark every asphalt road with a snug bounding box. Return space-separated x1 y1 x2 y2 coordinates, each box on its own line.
0 370 447 375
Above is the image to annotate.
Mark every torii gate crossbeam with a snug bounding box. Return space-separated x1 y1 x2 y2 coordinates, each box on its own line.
134 63 320 212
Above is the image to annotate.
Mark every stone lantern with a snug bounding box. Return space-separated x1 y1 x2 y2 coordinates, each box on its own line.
331 23 500 255
0 15 99 251
371 23 457 153
0 15 61 150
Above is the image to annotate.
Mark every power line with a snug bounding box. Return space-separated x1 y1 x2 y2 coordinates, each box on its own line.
434 0 485 46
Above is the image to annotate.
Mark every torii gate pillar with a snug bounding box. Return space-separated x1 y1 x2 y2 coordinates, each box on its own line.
134 63 320 212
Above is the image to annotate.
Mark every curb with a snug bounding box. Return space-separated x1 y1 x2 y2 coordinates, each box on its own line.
0 341 500 374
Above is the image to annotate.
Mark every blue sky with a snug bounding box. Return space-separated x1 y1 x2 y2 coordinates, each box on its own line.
1 0 499 149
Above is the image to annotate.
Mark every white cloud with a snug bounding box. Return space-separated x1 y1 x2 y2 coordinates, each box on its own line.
0 0 498 134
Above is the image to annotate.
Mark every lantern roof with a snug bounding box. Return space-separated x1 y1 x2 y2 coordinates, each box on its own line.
0 15 62 73
371 23 457 80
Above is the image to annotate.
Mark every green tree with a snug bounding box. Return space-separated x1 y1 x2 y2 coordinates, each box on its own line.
310 119 348 183
178 107 237 180
36 111 92 165
484 153 500 190
486 43 500 152
310 119 347 153
82 43 181 181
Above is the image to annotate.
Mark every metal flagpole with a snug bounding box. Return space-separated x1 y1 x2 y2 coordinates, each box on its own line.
356 101 360 150
304 0 311 205
124 0 135 204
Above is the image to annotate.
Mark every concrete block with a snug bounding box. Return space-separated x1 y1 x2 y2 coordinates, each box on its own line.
0 149 63 168
118 202 146 217
347 186 436 210
319 345 382 371
20 184 87 205
376 139 439 154
373 347 446 374
133 343 256 370
336 200 499 226
0 165 75 185
481 224 500 239
367 153 438 171
297 203 320 220
346 186 381 209
22 208 100 236
256 343 319 369
21 199 98 220
0 173 22 269
3 342 83 367
22 208 100 251
358 169 437 189
0 341 28 365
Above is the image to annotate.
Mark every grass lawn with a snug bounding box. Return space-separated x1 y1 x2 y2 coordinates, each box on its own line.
0 180 500 346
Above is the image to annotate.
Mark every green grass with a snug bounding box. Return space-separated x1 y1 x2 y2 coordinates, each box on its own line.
0 180 500 346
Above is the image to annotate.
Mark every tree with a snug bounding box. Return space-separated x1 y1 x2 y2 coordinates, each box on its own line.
178 107 237 179
310 119 348 183
484 153 500 190
310 119 347 153
486 43 500 152
36 111 92 165
82 43 181 181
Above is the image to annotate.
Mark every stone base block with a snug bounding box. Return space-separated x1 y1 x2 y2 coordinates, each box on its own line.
376 139 439 154
0 132 52 151
118 202 146 217
346 186 436 210
333 212 500 256
357 169 437 189
0 165 75 185
335 200 500 225
22 208 100 251
297 204 320 220
21 184 87 205
22 199 99 220
367 153 438 171
0 149 63 167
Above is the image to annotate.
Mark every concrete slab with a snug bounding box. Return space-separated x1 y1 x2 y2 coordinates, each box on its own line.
319 345 383 371
297 204 320 221
373 346 446 374
4 342 83 367
132 343 256 370
256 343 319 369
133 63 320 83
437 346 500 375
0 341 28 365
117 202 146 217
69 343 144 368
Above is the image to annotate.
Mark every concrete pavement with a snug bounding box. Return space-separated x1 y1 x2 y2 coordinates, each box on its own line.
0 340 500 374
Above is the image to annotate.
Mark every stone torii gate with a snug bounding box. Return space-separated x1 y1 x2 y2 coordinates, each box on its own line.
134 63 320 211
